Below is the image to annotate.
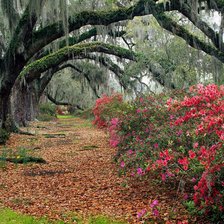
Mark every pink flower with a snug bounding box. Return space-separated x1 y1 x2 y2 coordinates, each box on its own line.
111 118 119 126
139 97 144 103
150 200 159 208
161 173 166 181
137 209 147 219
193 142 199 148
137 167 144 175
109 139 119 147
120 161 125 168
136 108 141 113
194 185 198 191
167 98 173 105
152 208 159 217
176 130 183 136
154 143 159 149
183 194 188 200
170 114 175 120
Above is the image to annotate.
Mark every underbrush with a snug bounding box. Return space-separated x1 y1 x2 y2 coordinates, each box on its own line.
0 128 9 145
37 103 56 121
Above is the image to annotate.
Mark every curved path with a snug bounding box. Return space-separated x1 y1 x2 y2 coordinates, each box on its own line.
0 117 188 223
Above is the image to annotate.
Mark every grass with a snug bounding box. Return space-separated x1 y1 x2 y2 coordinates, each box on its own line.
57 115 75 119
0 209 126 224
0 147 46 165
0 208 64 224
88 216 125 224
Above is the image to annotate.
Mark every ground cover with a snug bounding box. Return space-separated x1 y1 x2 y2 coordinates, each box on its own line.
0 116 190 223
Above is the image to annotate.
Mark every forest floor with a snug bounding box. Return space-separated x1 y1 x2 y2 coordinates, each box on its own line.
0 117 190 223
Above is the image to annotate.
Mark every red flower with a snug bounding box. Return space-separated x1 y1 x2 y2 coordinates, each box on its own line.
178 157 189 170
189 150 196 159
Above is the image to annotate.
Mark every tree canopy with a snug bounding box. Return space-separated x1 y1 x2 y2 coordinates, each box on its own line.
0 0 224 130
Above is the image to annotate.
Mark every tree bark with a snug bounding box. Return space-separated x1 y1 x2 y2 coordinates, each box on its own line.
0 91 12 131
11 79 39 127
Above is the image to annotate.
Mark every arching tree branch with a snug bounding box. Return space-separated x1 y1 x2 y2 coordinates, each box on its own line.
153 11 224 63
21 41 136 81
34 27 126 61
46 92 83 110
168 0 220 50
22 40 176 89
24 0 224 66
26 0 175 58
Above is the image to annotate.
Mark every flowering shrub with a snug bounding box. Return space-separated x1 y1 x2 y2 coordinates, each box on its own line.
93 84 224 221
92 93 123 129
92 93 132 147
168 84 224 220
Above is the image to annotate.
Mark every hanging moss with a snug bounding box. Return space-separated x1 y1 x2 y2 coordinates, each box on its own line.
30 0 153 50
20 42 137 80
154 11 224 63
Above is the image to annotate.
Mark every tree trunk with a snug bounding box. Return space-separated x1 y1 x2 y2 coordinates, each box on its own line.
0 83 17 132
0 46 28 131
11 80 39 126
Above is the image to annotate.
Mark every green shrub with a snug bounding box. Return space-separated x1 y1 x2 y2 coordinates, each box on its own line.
39 103 56 116
0 128 9 145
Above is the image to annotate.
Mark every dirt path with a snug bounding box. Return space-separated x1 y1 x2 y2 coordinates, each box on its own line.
0 118 189 223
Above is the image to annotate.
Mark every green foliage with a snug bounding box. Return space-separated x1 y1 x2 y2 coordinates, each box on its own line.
126 14 223 88
183 200 198 215
37 103 56 121
39 103 56 116
0 128 9 144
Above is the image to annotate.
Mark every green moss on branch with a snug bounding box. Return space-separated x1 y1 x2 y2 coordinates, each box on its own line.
21 42 136 81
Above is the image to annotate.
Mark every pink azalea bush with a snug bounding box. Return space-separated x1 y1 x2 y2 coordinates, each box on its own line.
92 93 131 147
93 84 224 221
92 93 123 129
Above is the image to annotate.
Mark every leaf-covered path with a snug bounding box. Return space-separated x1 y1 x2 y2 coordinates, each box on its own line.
0 117 189 223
